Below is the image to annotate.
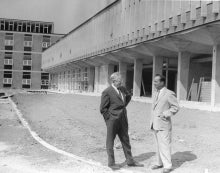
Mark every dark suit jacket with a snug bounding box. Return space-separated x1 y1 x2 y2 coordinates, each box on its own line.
100 85 132 121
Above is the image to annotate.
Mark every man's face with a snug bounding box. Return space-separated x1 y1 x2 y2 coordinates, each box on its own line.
113 77 122 88
154 76 164 90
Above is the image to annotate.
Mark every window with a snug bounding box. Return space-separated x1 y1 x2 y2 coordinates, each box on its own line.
4 71 12 78
22 72 31 88
5 33 14 50
41 73 49 89
35 23 40 33
23 53 32 66
17 22 22 32
3 71 12 88
9 21 14 31
42 35 51 51
4 52 13 65
23 72 31 79
43 25 49 34
0 20 5 30
27 23 31 32
24 34 32 51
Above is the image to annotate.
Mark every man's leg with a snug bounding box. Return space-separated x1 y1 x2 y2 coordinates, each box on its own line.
106 120 118 166
153 130 163 166
157 130 172 169
118 115 133 163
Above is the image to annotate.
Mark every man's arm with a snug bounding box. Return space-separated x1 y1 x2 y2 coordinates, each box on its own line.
123 87 132 106
100 91 110 120
163 91 180 118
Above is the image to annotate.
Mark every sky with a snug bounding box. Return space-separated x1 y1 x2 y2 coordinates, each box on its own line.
0 0 115 34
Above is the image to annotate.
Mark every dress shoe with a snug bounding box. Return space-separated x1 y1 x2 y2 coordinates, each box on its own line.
108 164 121 170
151 165 163 170
162 168 172 173
127 161 144 167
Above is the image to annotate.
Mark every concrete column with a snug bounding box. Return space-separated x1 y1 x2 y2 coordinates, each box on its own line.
152 56 163 93
94 66 100 93
211 44 220 107
119 61 127 87
133 59 143 97
88 67 95 92
177 52 190 101
99 64 114 92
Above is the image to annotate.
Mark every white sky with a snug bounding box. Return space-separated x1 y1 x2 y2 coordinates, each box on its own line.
0 0 114 34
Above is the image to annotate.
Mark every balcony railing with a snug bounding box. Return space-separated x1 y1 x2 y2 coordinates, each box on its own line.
4 59 13 65
24 41 32 47
3 78 12 84
42 0 220 69
41 80 49 85
5 40 14 46
22 79 31 85
23 60 32 66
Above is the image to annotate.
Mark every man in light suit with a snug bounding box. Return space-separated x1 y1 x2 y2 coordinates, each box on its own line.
100 72 143 170
150 74 179 173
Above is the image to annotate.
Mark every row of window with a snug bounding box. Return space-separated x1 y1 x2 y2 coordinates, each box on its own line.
3 72 49 88
4 33 51 51
58 68 88 81
0 20 53 34
4 52 32 70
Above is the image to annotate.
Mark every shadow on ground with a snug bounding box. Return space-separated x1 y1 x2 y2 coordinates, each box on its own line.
118 152 155 167
172 151 197 170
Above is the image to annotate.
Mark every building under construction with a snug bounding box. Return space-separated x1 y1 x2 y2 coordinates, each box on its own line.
42 0 220 110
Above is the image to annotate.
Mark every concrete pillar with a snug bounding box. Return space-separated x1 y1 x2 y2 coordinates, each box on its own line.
99 64 114 92
211 44 220 107
152 56 163 93
88 67 95 92
119 61 127 87
133 59 143 97
177 52 190 101
94 66 100 93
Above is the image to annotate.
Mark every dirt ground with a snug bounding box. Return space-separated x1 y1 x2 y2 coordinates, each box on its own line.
0 99 118 173
7 92 220 173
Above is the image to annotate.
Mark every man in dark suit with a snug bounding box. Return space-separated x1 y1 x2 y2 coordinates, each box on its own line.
100 72 143 169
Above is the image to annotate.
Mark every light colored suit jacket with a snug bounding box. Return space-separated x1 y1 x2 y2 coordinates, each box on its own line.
150 87 179 131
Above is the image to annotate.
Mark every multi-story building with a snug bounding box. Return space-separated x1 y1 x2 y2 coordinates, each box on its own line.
42 0 220 110
0 18 63 89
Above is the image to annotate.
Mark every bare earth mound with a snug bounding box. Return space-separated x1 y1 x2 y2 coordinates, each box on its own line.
12 93 220 173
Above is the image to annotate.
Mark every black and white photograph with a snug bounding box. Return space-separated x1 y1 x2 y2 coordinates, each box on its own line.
0 0 220 173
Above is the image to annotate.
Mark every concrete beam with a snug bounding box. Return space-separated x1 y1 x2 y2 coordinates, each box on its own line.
85 59 102 66
92 56 117 65
205 24 220 44
108 52 134 64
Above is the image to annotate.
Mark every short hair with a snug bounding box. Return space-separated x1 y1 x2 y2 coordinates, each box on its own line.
110 72 122 82
155 74 166 83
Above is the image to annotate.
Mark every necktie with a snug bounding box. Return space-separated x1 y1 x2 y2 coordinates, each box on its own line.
155 90 160 101
118 89 124 102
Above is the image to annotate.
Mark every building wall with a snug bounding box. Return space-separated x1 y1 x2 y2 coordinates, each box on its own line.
31 72 41 89
14 33 24 51
0 26 63 90
0 33 5 50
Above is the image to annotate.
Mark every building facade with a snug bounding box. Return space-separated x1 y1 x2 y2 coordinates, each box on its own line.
0 18 63 89
42 0 220 110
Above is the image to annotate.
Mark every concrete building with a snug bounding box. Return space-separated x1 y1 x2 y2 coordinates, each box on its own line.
42 0 220 110
0 18 63 89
